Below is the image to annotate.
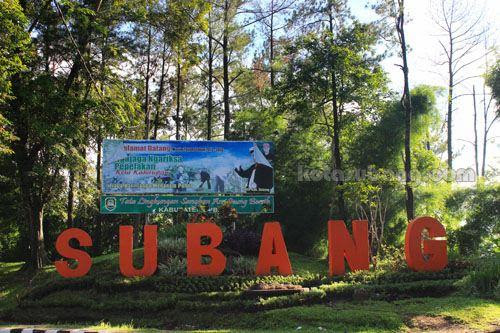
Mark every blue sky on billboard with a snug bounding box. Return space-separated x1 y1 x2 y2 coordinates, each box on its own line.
102 140 275 194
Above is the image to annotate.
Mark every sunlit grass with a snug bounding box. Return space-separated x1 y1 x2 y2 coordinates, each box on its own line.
2 257 499 332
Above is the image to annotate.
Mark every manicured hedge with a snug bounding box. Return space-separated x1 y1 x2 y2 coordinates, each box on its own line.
24 274 320 300
329 269 466 285
18 279 459 317
320 279 458 300
18 289 327 314
23 268 465 301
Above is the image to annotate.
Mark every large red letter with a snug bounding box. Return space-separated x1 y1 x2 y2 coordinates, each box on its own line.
55 228 92 278
256 222 292 276
187 223 226 276
119 225 157 277
328 220 369 276
405 216 447 271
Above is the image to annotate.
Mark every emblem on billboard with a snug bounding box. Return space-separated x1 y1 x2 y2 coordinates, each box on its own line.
104 197 117 211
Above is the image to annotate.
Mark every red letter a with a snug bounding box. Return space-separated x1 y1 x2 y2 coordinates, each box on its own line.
328 220 369 276
187 223 226 276
119 225 157 277
256 222 292 276
55 228 93 278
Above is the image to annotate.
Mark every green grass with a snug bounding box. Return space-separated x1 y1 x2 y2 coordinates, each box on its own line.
3 297 496 332
289 252 328 276
0 262 28 313
1 253 499 332
0 261 58 314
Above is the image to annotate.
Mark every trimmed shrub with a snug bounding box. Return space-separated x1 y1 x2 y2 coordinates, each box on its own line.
226 256 257 276
223 230 261 256
158 257 187 276
158 238 186 262
320 279 458 301
159 223 187 239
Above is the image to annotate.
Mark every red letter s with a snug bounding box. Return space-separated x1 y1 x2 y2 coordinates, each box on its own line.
55 228 92 278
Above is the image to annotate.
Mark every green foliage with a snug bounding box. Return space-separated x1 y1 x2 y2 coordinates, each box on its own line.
349 85 441 170
158 223 188 239
320 279 458 301
0 0 30 154
222 229 261 256
460 256 500 299
226 256 257 276
2 251 491 330
448 183 500 255
7 296 499 332
158 257 187 276
158 237 186 256
0 0 29 103
486 59 500 115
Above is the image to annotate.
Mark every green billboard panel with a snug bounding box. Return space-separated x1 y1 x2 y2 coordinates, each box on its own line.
101 194 274 214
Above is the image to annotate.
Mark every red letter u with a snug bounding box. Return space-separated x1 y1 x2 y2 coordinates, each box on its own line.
119 225 157 277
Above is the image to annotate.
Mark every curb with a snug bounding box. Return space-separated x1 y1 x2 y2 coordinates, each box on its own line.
0 328 106 333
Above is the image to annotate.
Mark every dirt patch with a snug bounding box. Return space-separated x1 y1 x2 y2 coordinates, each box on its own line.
409 315 470 332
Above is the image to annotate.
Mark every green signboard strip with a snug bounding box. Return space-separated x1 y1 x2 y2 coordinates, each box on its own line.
101 195 274 214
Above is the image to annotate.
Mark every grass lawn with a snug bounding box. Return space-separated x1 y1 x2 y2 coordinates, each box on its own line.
1 254 498 332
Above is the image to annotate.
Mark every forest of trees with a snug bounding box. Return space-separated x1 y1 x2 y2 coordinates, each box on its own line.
0 0 498 270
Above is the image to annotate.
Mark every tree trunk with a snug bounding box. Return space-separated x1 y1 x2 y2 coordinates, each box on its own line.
397 0 414 221
472 85 479 177
327 9 346 221
62 0 102 93
207 16 214 140
481 84 487 176
447 31 454 170
176 58 181 140
67 169 75 227
482 93 487 177
30 204 47 270
95 131 102 255
144 25 152 140
223 0 231 140
154 40 167 140
269 1 275 89
331 71 346 220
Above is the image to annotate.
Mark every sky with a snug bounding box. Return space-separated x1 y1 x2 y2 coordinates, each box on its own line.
348 0 499 177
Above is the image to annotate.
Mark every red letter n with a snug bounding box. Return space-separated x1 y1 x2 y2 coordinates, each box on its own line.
328 220 369 276
119 225 158 277
187 223 226 276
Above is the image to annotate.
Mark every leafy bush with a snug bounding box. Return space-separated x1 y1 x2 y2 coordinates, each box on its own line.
461 257 500 298
215 202 238 228
223 230 261 256
226 256 257 276
158 257 186 277
158 238 186 260
158 223 187 239
374 244 408 272
447 184 499 256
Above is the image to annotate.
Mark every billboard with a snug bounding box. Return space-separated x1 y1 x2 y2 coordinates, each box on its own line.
102 140 274 195
101 194 274 214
